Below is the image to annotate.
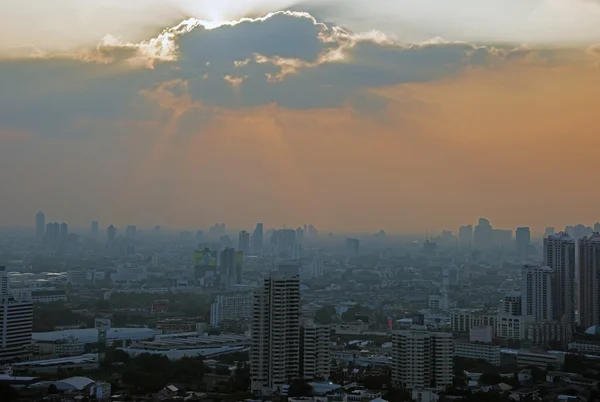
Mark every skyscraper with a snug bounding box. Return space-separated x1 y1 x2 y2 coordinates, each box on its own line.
522 265 553 323
107 225 117 242
91 221 99 237
595 222 600 233
0 267 33 363
59 223 68 246
125 225 137 238
579 233 600 328
543 232 576 325
515 227 531 258
545 227 556 237
346 238 360 255
250 263 301 395
392 326 453 390
219 248 236 289
474 218 493 249
458 225 473 248
35 212 45 241
238 230 251 255
252 223 263 255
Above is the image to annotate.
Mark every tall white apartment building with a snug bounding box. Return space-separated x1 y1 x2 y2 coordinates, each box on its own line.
579 234 600 328
543 232 576 325
210 294 253 327
392 326 453 390
522 265 553 323
250 263 301 395
302 320 330 381
0 266 33 363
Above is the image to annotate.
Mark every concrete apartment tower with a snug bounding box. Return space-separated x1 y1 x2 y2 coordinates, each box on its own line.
301 319 330 381
250 262 301 395
392 326 453 390
543 232 576 325
579 233 600 328
0 266 33 363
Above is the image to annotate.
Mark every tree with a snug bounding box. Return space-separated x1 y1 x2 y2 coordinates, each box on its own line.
479 373 502 385
287 379 312 398
314 305 336 324
385 386 411 402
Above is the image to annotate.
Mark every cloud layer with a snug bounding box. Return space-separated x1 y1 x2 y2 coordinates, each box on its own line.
0 10 599 232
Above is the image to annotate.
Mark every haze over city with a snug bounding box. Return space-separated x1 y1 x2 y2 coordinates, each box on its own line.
2 0 600 232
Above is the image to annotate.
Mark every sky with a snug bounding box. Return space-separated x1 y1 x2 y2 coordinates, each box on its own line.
1 0 599 233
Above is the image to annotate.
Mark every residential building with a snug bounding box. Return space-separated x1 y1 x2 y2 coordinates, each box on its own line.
250 263 301 395
579 233 600 328
392 326 453 390
454 340 501 365
0 267 33 363
544 232 576 325
301 320 330 381
36 212 45 241
522 265 553 323
210 294 253 327
516 227 531 258
239 231 251 255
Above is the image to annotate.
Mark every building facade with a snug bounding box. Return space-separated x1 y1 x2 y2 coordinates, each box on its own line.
579 234 600 328
522 265 553 323
543 232 576 325
210 294 253 327
302 321 330 381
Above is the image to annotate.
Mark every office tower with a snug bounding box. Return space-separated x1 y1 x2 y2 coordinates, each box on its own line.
545 227 555 237
196 230 204 244
492 229 512 248
0 267 33 363
238 230 251 255
91 221 99 237
59 223 68 245
252 223 264 255
107 225 117 242
272 229 296 256
250 263 301 395
579 234 600 328
516 227 531 258
308 224 319 239
474 218 493 249
219 248 237 289
35 212 45 240
301 320 330 381
210 294 253 327
522 265 553 323
500 291 522 316
544 232 576 325
595 223 600 233
574 224 592 239
346 238 360 255
391 326 453 390
458 225 473 248
125 225 137 238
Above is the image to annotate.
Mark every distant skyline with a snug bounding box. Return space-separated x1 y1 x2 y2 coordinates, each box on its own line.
1 3 600 232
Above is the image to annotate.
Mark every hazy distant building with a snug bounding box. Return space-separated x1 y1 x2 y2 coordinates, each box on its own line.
295 227 305 244
442 266 458 287
91 221 99 237
210 294 252 327
579 233 600 328
474 218 493 249
516 227 531 258
250 263 301 395
544 232 576 325
106 225 117 242
522 265 553 323
59 223 68 246
346 238 360 255
392 326 453 390
271 229 296 257
492 229 512 249
196 230 204 244
595 223 600 233
574 224 593 239
35 212 45 241
458 225 473 248
545 227 555 237
252 223 263 255
125 225 137 238
238 230 250 255
219 248 237 289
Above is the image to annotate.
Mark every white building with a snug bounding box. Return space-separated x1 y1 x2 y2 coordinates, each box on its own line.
543 232 575 325
454 340 500 365
522 265 553 323
250 263 301 395
302 320 330 381
392 326 453 390
496 314 528 340
0 266 33 363
210 294 253 327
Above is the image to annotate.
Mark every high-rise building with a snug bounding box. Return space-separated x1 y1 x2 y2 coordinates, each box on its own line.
391 326 453 390
252 223 263 255
239 230 251 255
296 227 305 244
59 223 68 246
301 320 330 381
545 227 556 237
516 227 531 258
35 212 45 241
595 223 600 233
442 265 458 287
250 263 301 395
210 294 253 327
91 221 99 237
0 267 33 363
579 233 600 328
346 238 360 255
219 248 237 289
271 229 296 257
458 225 473 248
125 226 137 238
500 291 522 316
543 232 576 325
107 225 117 242
474 218 493 249
522 265 553 323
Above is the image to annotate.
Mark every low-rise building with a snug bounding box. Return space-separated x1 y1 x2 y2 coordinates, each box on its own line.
454 340 501 365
